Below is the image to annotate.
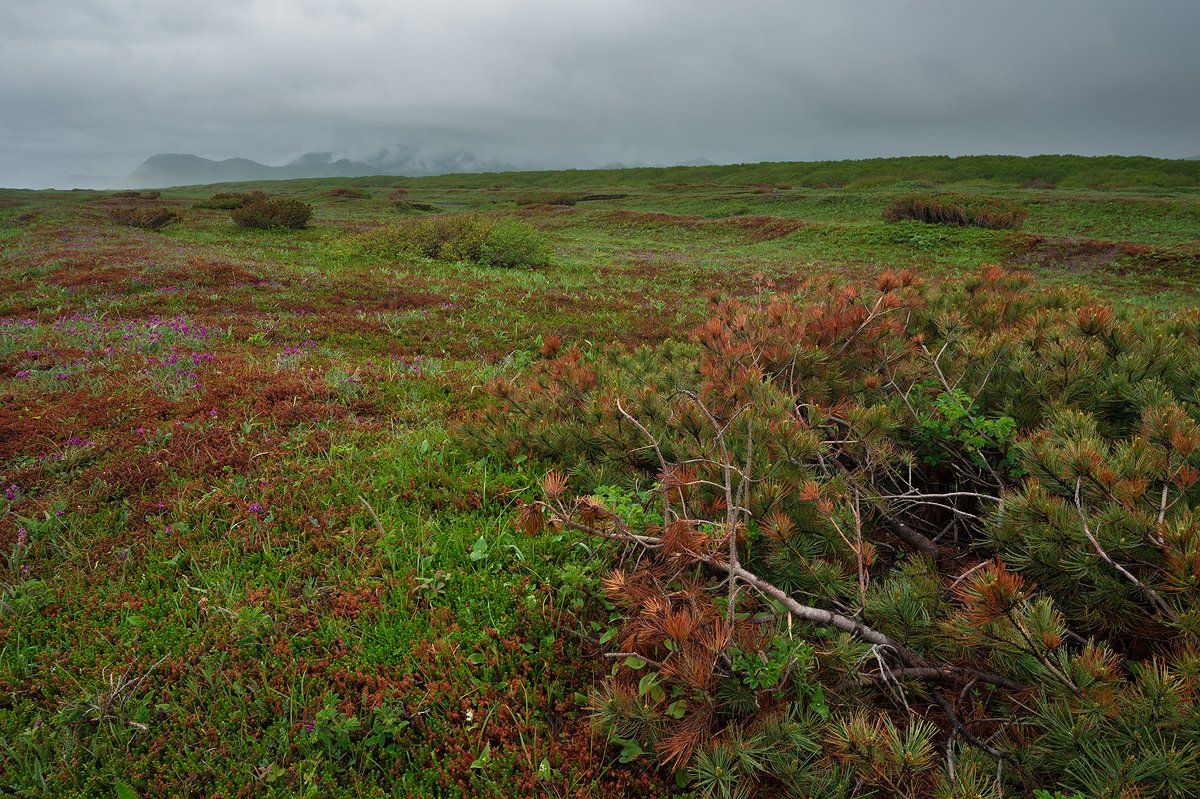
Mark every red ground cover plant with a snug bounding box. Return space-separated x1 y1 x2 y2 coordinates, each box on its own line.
473 267 1200 798
604 210 804 242
0 213 683 797
327 187 368 199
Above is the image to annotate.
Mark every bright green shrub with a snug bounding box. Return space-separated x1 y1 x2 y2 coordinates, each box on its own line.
479 217 553 268
344 214 550 268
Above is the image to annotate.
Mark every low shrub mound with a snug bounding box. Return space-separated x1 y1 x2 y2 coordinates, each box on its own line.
471 267 1200 798
575 192 630 202
884 193 1028 229
391 200 444 213
106 205 179 229
514 190 580 207
231 198 313 229
1020 178 1057 189
386 187 443 213
327 186 367 199
345 214 551 268
109 190 161 200
195 191 266 210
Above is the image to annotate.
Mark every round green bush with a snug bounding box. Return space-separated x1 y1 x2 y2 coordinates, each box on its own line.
341 214 550 268
479 217 552 268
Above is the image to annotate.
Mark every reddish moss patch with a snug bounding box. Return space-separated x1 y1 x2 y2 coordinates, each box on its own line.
604 210 803 241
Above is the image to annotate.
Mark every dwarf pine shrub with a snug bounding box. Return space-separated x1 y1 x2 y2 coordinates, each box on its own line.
195 191 265 210
106 206 179 229
231 198 313 229
471 267 1200 798
884 193 1028 229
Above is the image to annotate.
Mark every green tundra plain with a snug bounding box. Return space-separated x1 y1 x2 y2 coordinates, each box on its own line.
2 155 1200 798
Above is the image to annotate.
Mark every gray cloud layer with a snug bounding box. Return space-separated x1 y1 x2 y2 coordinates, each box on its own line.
2 0 1198 187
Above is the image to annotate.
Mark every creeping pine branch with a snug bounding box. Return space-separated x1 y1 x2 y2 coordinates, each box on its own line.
1073 478 1179 623
821 417 942 559
549 503 1024 694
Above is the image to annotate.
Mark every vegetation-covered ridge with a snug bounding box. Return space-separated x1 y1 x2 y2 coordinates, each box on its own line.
401 154 1200 192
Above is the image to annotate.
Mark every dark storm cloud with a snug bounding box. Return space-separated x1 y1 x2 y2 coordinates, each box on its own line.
2 0 1198 187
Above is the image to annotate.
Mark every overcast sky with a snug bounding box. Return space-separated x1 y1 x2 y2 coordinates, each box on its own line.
2 0 1198 187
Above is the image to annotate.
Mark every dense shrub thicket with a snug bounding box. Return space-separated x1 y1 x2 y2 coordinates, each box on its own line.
194 190 266 210
106 205 179 229
230 198 313 229
471 267 1200 798
344 214 551 268
883 194 1028 230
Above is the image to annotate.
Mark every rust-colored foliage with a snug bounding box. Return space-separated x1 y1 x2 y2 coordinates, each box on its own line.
107 205 180 229
474 266 1200 796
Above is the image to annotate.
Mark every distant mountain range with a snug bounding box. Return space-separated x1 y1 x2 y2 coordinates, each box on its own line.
62 150 722 189
124 149 518 188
